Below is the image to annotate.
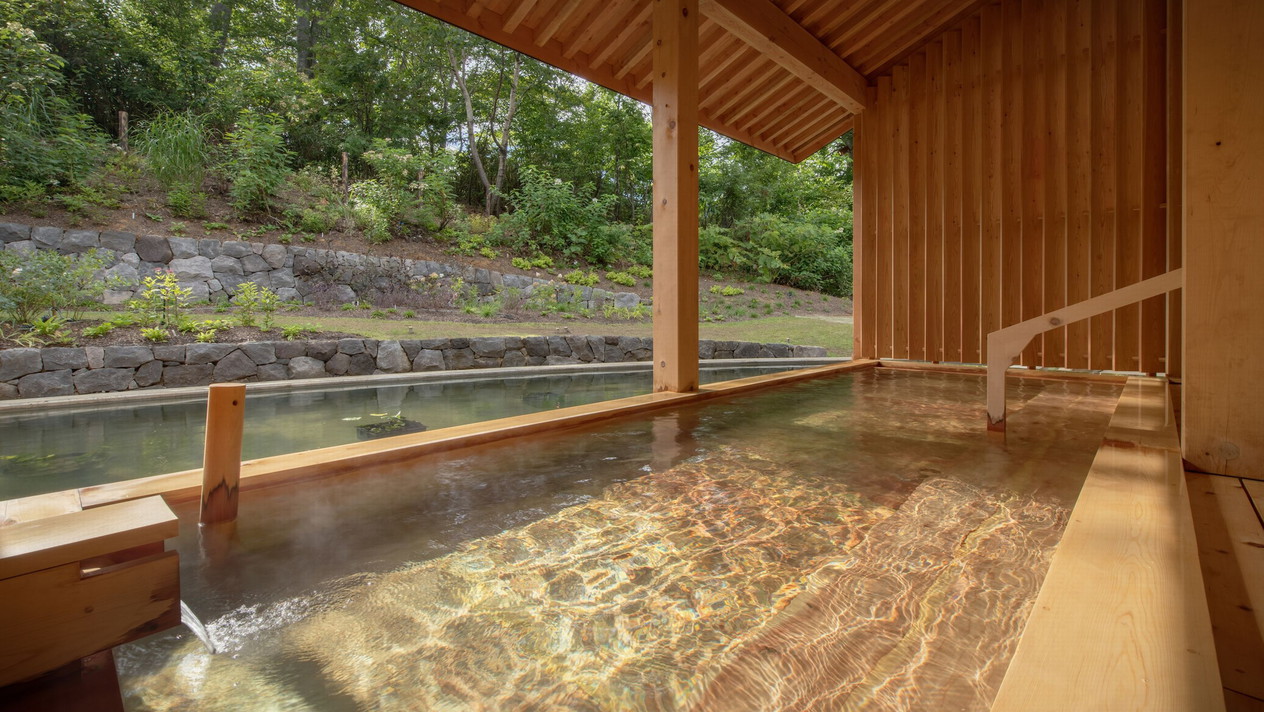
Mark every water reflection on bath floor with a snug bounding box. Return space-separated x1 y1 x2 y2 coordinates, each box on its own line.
117 369 1120 711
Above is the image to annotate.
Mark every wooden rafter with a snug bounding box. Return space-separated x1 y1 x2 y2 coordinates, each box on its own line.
699 0 868 114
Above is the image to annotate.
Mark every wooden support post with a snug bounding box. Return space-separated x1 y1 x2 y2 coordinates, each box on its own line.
651 0 700 394
118 111 128 153
199 384 245 524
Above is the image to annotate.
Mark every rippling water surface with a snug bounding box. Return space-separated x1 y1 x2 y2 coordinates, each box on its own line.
116 369 1120 711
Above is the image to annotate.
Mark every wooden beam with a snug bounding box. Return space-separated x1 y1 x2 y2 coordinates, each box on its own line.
651 0 700 394
699 0 867 114
0 497 176 580
1182 0 1264 477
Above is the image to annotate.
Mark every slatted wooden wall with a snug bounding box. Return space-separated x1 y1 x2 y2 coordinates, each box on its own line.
852 0 1177 375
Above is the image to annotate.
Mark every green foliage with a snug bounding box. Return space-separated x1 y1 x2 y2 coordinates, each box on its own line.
195 328 217 343
166 186 206 219
369 309 387 319
83 322 114 338
350 179 404 244
604 271 636 287
0 248 109 324
563 270 599 287
128 272 191 329
282 324 314 340
601 303 650 321
231 281 280 329
141 327 168 343
169 221 187 236
495 166 618 264
135 111 212 189
0 22 108 198
298 207 336 234
626 264 652 279
223 110 293 215
202 222 230 232
710 285 745 297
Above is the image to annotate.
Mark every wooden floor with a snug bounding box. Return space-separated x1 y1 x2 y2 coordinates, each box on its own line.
1188 471 1264 711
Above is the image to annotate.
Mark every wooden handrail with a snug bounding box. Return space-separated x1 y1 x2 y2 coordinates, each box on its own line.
986 269 1183 432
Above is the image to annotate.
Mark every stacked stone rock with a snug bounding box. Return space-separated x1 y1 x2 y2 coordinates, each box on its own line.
0 338 828 399
0 222 644 310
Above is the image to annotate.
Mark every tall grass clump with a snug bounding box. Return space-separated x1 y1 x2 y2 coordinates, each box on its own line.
135 111 213 189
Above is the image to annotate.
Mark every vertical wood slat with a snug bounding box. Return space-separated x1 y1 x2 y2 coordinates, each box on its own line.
1044 0 1068 368
892 66 911 359
943 30 964 363
1165 0 1182 379
1139 0 1167 375
926 40 945 362
1021 0 1045 366
1001 0 1024 356
1089 0 1117 371
852 101 866 359
857 0 1171 371
876 75 894 359
1115 0 1144 372
908 53 927 361
859 85 880 359
1066 0 1092 370
980 5 1003 362
961 16 982 364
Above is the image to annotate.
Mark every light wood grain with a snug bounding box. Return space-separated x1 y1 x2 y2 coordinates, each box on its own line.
0 497 176 580
0 553 180 687
1187 472 1264 700
1182 0 1264 476
200 383 245 524
651 0 701 394
0 490 82 528
992 377 1223 711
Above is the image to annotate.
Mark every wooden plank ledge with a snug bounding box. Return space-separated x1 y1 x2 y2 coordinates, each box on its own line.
991 377 1223 711
0 497 177 580
76 360 877 509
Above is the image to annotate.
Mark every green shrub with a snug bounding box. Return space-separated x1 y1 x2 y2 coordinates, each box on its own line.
0 248 110 324
135 111 212 189
299 207 336 233
83 323 114 338
604 271 636 287
167 186 207 219
709 285 744 297
494 166 617 264
203 222 230 232
231 281 280 329
141 327 169 343
128 272 191 329
223 110 293 215
511 257 531 270
0 23 108 198
349 179 404 244
626 264 652 279
563 270 599 287
196 329 217 343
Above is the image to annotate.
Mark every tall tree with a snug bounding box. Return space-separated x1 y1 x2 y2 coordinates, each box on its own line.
447 40 521 215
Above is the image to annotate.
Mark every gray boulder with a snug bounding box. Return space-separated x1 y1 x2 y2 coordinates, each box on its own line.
31 226 63 249
210 255 244 275
338 338 365 355
0 348 42 380
241 254 271 273
257 363 288 381
375 341 410 373
261 244 288 269
168 237 199 259
274 341 306 359
18 370 73 398
152 344 186 362
0 223 31 243
502 351 526 368
99 231 136 252
41 347 88 370
412 350 445 372
240 342 277 365
444 348 475 370
163 364 214 387
347 353 376 375
134 360 163 387
306 341 338 360
135 235 173 262
471 338 506 359
213 350 258 381
61 230 100 253
74 368 134 394
5 240 36 256
325 353 351 375
186 342 236 364
198 239 223 258
169 256 214 281
221 241 254 258
288 356 327 379
103 345 153 368
614 292 640 309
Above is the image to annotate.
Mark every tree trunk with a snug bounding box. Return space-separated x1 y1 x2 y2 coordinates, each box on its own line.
296 0 315 78
208 1 233 69
448 48 494 215
488 55 522 215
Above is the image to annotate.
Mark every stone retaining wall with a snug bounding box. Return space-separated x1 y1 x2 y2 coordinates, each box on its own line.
0 222 645 311
0 337 828 400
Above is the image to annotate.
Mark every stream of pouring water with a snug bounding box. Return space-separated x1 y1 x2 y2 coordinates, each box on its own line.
179 600 218 655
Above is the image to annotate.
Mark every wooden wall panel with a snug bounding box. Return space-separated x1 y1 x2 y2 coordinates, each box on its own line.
854 0 1175 373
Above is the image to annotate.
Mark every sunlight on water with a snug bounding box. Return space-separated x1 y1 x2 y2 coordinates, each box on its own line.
116 370 1120 711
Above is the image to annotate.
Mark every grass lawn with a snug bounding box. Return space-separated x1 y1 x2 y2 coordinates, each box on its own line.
268 314 854 357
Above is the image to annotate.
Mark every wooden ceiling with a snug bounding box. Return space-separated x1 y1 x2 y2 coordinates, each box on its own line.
395 0 987 162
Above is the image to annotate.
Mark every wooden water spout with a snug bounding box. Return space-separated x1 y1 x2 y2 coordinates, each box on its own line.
200 384 245 524
986 269 1183 434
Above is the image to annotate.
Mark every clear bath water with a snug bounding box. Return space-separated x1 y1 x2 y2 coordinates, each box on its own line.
115 369 1120 711
0 365 793 499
